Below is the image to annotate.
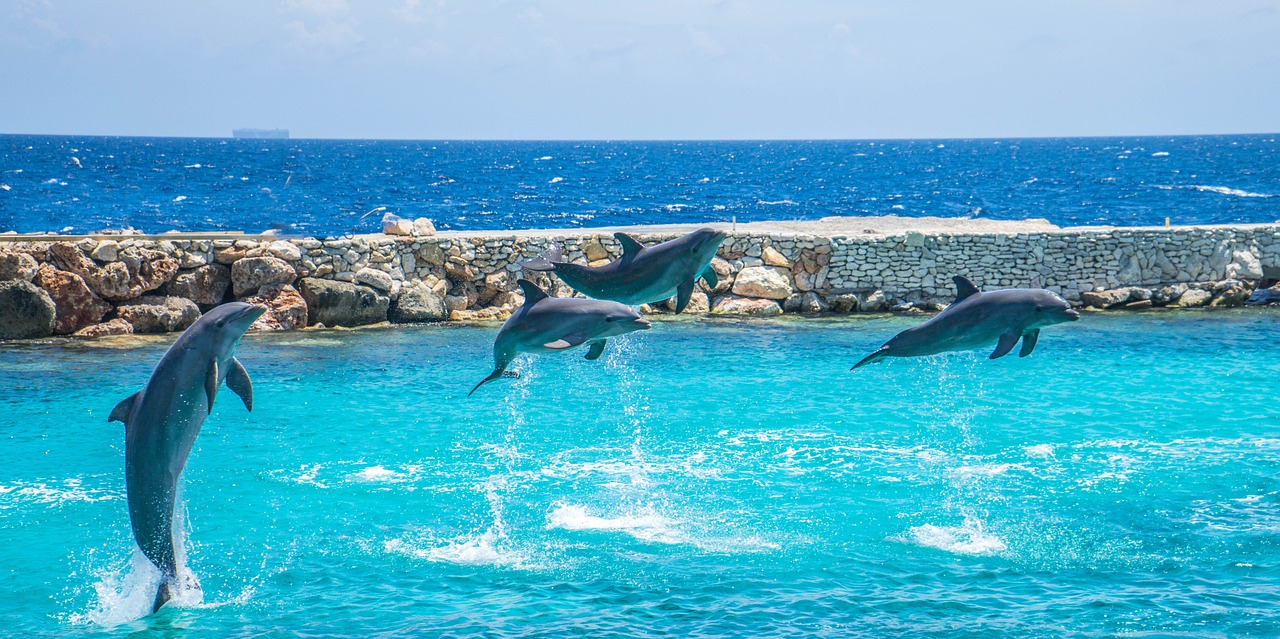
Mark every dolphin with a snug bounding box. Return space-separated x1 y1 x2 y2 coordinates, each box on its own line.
522 227 727 313
469 279 652 395
852 276 1080 369
107 302 266 613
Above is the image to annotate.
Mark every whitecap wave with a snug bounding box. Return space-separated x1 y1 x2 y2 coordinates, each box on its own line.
384 530 528 567
172 195 187 202
0 479 120 508
905 516 1006 556
757 199 797 206
546 503 682 544
1157 185 1273 198
548 177 563 184
1151 151 1169 157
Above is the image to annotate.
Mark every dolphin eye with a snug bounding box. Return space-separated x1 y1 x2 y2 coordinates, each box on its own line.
216 320 226 328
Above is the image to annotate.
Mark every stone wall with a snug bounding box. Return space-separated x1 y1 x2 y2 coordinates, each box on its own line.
2 221 1279 339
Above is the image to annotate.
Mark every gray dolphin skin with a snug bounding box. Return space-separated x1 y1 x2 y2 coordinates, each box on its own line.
852 276 1080 369
107 302 266 613
522 227 727 313
469 279 652 395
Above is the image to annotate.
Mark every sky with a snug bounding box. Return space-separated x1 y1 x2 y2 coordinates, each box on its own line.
1 0 1278 139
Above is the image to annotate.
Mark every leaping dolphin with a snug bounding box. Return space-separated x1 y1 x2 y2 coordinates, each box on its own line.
108 302 266 613
522 227 727 313
852 276 1080 369
469 279 652 395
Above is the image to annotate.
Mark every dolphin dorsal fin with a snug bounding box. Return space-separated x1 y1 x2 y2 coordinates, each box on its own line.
516 279 550 306
953 276 980 303
614 232 645 257
108 391 140 425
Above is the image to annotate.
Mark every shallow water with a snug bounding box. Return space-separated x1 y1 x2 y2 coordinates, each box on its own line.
1 311 1279 637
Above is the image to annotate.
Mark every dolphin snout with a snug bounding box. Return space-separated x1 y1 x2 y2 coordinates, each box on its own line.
635 318 652 329
1065 308 1081 321
245 304 269 320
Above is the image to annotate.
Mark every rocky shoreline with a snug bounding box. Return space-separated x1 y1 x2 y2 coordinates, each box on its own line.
2 216 1279 340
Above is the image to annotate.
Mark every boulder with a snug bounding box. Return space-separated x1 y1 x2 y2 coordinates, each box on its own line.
114 296 201 333
761 246 790 268
168 264 231 306
354 267 394 293
0 280 57 339
0 251 38 281
1152 283 1188 306
1246 283 1280 306
73 318 134 339
710 294 782 316
860 290 888 312
243 284 308 331
33 265 112 334
298 278 389 327
412 218 437 236
731 266 793 300
230 256 296 297
389 282 449 322
1080 287 1133 309
1174 288 1212 308
90 240 119 262
382 213 413 236
829 293 860 314
1210 280 1252 307
800 291 829 314
267 240 303 262
664 289 710 314
49 242 178 301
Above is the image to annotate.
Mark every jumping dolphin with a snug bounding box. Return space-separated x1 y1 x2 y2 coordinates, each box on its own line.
469 279 652 395
522 228 727 313
108 302 266 613
852 276 1080 369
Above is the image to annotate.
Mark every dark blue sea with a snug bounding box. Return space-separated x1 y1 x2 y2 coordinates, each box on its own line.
1 134 1277 235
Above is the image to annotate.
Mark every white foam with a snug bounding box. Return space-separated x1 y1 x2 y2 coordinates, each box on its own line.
350 464 414 482
661 203 691 211
947 463 1024 479
1024 444 1055 458
548 176 563 184
1158 184 1273 198
535 155 552 161
0 479 119 508
757 199 797 206
172 195 187 202
906 516 1006 556
0 184 9 191
1151 151 1169 157
384 530 526 567
71 549 204 627
546 503 681 544
183 163 203 168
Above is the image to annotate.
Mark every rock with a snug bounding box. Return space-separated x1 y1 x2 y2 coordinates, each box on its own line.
298 278 389 327
243 284 308 331
1122 299 1153 310
267 240 303 262
668 289 710 314
33 265 112 334
48 242 178 301
800 291 829 314
710 294 783 316
1210 280 1252 307
412 218 437 236
0 251 39 281
417 243 445 266
389 282 449 322
1226 250 1263 280
114 296 201 333
214 247 246 264
830 293 860 313
1246 284 1280 306
860 290 888 312
0 280 57 339
782 293 802 312
731 266 793 300
1174 288 1212 308
382 213 413 236
449 307 511 322
761 246 790 268
354 267 394 293
1080 287 1133 309
90 240 119 262
168 264 231 306
230 256 296 297
1152 283 1188 306
73 318 134 339
584 240 609 262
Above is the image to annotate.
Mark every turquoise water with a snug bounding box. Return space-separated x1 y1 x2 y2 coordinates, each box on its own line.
2 311 1279 637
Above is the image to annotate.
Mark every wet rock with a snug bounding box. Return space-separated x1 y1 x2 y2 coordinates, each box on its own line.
0 251 39 281
0 280 57 339
230 256 296 297
114 296 200 333
829 293 860 313
298 277 389 327
449 307 511 322
49 242 178 301
1122 299 1153 310
168 264 231 306
1081 287 1133 309
783 293 803 312
710 294 782 316
1174 288 1212 307
34 265 112 334
1210 280 1252 307
800 291 829 314
731 266 792 300
860 290 888 312
354 267 394 293
1152 283 1188 306
390 282 449 322
1246 283 1280 306
73 318 134 339
243 284 308 331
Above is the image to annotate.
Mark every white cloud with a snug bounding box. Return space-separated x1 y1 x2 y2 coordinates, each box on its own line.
281 0 350 18
284 19 362 49
687 25 723 57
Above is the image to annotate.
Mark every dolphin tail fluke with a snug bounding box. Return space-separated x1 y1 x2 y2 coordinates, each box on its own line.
468 368 508 396
520 244 564 271
152 579 172 613
851 346 891 370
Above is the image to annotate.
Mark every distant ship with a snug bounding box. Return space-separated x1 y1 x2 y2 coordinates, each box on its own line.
232 128 289 139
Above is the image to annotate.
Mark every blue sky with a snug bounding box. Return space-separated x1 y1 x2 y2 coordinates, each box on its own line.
2 0 1278 139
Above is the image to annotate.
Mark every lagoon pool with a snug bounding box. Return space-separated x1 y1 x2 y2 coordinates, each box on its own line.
2 311 1279 637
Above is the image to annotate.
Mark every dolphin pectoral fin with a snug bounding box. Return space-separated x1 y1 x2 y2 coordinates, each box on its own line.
953 276 980 303
1019 329 1040 357
990 331 1020 359
700 267 718 290
852 346 891 370
108 391 140 425
585 340 607 360
152 579 172 613
205 361 219 414
226 357 253 411
674 280 695 314
613 232 645 256
468 368 508 396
